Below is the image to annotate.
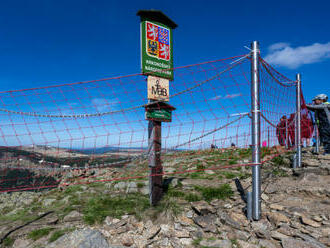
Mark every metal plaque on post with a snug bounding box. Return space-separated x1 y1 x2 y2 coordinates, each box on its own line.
145 101 175 122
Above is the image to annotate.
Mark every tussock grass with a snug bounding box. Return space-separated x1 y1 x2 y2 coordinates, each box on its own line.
194 184 233 202
83 193 149 224
3 237 14 247
28 227 54 241
48 228 75 243
184 193 202 202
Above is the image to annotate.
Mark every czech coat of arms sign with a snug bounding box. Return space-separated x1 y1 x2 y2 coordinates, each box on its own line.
138 10 176 80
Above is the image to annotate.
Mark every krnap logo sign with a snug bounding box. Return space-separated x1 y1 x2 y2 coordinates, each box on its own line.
146 22 170 61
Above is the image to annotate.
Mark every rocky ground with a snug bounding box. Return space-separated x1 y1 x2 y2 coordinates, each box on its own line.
0 147 329 248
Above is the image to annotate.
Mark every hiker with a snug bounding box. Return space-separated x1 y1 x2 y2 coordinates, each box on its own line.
276 116 287 146
307 94 330 155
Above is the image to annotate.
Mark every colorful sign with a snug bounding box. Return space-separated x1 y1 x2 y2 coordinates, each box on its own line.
141 21 173 80
147 76 169 101
145 109 172 122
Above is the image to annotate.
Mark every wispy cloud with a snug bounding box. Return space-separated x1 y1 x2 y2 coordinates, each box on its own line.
91 98 119 112
210 93 242 101
265 42 330 69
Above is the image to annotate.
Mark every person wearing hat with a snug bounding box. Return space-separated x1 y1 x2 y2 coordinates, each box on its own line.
307 94 330 155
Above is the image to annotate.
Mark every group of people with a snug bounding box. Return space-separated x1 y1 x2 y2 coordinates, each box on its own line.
276 93 330 155
276 112 314 147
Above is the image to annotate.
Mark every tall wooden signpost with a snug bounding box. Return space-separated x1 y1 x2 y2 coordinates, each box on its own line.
137 10 177 205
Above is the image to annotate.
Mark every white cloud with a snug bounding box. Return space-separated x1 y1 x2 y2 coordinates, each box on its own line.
268 42 290 52
210 93 242 101
210 95 222 101
223 93 242 99
264 42 330 69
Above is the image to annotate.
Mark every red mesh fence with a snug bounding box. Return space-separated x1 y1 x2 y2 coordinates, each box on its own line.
0 54 307 192
259 58 313 149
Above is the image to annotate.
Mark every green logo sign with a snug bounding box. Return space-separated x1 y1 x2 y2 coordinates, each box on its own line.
145 109 172 122
141 20 173 80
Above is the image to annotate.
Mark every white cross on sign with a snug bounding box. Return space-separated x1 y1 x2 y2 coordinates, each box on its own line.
147 76 169 101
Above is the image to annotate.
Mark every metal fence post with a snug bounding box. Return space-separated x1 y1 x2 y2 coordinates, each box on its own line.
148 120 163 206
295 74 302 168
315 126 320 153
314 118 320 154
267 126 270 147
250 41 261 220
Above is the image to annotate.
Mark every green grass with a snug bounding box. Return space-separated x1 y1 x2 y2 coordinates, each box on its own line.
0 208 37 223
3 237 14 247
83 193 149 224
137 182 145 188
64 185 83 194
194 184 233 202
222 171 237 179
167 188 186 198
272 168 288 177
189 172 214 180
190 172 203 179
196 163 206 170
271 156 285 166
192 237 202 246
154 197 183 216
238 148 252 158
28 228 54 241
231 239 238 245
261 147 272 158
184 193 202 202
48 228 75 243
229 158 238 165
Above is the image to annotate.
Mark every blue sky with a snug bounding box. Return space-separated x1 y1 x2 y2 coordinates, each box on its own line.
0 0 329 101
0 0 328 149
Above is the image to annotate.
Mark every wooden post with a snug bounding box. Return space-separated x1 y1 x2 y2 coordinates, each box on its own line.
148 120 163 205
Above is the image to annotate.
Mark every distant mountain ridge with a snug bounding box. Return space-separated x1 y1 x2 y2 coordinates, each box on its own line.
75 146 147 155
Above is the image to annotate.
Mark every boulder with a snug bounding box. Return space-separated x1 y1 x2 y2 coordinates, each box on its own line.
300 215 322 228
12 238 31 248
193 214 217 233
269 203 284 211
281 238 324 248
251 219 272 239
63 211 83 222
191 201 216 215
258 239 278 248
236 239 259 248
199 239 231 248
43 198 56 207
267 212 290 226
46 228 120 248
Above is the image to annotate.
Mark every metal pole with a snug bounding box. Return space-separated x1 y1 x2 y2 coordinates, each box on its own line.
148 120 163 205
295 74 302 168
267 126 270 147
315 126 320 153
313 112 320 153
250 41 261 220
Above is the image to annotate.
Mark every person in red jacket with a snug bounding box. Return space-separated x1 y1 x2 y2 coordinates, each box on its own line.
276 116 287 146
301 112 314 147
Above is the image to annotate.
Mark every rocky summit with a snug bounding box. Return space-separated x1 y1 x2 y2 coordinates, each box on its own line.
0 147 329 248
